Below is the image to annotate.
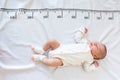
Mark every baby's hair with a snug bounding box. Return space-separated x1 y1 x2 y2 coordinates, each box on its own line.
103 44 107 58
98 44 107 60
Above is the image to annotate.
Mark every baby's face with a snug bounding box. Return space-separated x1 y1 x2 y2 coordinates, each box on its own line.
89 42 106 59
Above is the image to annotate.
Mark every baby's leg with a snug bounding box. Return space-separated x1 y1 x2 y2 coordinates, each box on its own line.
32 55 63 66
43 39 60 51
42 57 63 66
32 39 60 54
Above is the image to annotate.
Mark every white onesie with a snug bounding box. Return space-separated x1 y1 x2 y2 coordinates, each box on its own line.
49 43 93 66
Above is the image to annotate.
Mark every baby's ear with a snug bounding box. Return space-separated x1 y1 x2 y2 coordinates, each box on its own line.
93 55 97 58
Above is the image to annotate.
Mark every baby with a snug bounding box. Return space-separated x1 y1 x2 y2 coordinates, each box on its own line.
31 27 107 72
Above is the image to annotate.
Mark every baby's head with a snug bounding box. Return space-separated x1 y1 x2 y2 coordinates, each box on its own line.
89 42 107 60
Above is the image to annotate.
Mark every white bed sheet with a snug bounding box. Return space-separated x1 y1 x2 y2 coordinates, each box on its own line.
0 0 120 80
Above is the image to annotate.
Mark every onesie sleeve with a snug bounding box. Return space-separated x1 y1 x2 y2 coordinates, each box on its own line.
74 27 87 43
82 61 98 72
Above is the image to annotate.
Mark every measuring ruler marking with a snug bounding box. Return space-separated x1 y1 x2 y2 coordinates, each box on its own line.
0 8 120 19
96 12 102 20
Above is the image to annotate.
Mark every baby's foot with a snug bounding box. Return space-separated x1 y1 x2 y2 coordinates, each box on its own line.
32 46 44 54
32 55 46 62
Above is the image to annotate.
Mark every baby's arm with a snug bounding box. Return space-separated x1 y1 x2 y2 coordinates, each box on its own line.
74 27 88 43
83 61 99 72
32 55 63 67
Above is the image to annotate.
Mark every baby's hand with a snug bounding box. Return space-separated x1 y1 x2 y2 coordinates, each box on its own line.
93 61 99 67
80 27 88 34
84 27 88 33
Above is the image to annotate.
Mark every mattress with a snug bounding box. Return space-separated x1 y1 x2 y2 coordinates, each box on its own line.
0 0 120 80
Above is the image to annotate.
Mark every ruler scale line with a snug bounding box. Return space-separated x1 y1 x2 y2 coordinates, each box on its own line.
0 8 120 19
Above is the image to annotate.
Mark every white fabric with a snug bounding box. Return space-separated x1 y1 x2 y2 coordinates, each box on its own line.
49 44 93 66
74 27 88 43
83 61 98 72
33 55 46 62
0 0 120 80
32 46 45 54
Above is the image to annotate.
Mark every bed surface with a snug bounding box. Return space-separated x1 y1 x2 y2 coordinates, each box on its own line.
0 0 120 80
